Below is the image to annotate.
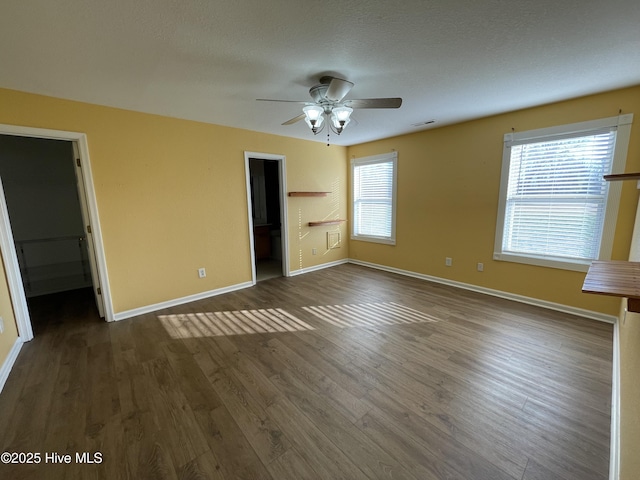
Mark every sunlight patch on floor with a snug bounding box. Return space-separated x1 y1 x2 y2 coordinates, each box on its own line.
158 308 315 338
302 302 440 328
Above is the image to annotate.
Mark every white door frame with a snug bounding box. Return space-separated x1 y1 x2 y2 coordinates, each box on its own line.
0 124 113 341
0 176 32 339
243 151 289 283
72 141 105 318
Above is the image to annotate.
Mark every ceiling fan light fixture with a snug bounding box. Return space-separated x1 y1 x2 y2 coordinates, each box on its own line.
330 106 353 134
303 105 324 134
259 75 402 140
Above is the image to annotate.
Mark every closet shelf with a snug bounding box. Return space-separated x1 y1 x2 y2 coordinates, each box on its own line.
582 260 640 312
308 220 346 227
288 192 330 197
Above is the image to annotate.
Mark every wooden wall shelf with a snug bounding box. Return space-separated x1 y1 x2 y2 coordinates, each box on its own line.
308 220 345 227
604 173 640 182
582 260 640 312
288 192 330 197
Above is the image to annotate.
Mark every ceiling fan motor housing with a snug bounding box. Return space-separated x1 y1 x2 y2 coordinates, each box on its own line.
309 83 331 104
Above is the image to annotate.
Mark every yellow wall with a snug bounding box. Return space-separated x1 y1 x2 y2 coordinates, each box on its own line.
347 85 640 317
0 87 348 318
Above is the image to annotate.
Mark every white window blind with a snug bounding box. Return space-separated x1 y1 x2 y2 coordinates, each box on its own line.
504 130 616 260
494 114 632 272
351 152 397 245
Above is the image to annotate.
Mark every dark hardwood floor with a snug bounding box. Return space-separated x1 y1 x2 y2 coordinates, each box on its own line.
0 264 613 479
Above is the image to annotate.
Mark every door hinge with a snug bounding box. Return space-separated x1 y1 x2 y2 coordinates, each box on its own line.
87 225 92 234
76 158 81 167
97 287 102 295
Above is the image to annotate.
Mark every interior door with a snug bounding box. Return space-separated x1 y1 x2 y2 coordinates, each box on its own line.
72 142 105 318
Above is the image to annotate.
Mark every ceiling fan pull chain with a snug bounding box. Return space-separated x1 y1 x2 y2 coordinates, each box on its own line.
327 130 330 146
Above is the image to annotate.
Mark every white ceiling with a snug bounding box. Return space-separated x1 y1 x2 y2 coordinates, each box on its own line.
1 0 640 146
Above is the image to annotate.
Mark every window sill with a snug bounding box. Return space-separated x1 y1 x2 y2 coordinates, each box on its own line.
493 252 590 272
351 235 396 246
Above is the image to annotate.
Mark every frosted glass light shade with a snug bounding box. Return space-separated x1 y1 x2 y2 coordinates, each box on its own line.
331 106 352 130
303 105 324 130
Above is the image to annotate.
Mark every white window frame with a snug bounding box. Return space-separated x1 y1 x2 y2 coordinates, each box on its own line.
494 114 633 272
351 152 398 245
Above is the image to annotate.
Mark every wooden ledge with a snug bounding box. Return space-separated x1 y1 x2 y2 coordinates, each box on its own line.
288 192 330 197
604 173 640 182
582 260 640 312
308 220 346 227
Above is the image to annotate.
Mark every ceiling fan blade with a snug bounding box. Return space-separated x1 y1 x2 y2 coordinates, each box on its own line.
256 98 309 104
346 98 403 109
282 113 305 125
325 78 354 102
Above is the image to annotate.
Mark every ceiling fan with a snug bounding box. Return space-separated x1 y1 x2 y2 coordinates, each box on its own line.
257 76 402 137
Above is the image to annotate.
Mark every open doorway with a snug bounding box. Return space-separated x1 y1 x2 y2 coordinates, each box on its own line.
0 135 98 334
244 152 289 283
0 125 111 341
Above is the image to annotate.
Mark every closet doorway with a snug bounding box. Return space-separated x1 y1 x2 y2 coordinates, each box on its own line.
0 126 110 341
244 152 289 283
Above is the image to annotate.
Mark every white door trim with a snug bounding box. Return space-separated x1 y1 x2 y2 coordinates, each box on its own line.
243 151 289 283
72 141 105 318
0 124 113 333
0 176 32 340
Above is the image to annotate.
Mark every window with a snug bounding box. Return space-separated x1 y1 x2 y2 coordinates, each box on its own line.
494 114 632 271
351 152 397 245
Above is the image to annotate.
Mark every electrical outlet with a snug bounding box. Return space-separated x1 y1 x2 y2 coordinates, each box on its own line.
198 268 206 278
445 257 452 267
312 248 317 255
477 262 484 272
0 316 4 334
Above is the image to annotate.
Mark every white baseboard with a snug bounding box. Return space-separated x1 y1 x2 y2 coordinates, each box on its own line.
610 316 621 480
0 336 23 395
348 259 617 324
289 258 349 277
112 258 615 324
112 281 254 322
113 258 351 321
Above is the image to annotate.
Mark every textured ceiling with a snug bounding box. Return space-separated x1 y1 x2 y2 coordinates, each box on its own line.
1 0 640 146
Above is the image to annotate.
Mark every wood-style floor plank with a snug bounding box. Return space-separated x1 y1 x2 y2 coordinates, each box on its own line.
0 265 613 480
